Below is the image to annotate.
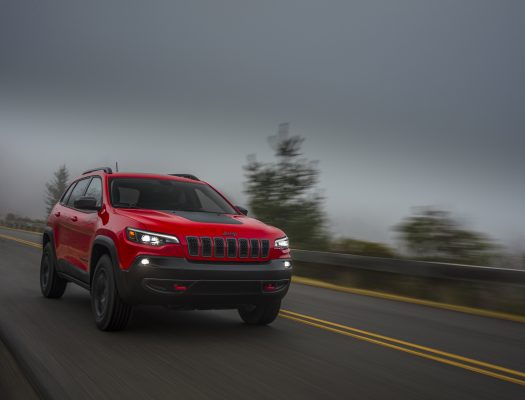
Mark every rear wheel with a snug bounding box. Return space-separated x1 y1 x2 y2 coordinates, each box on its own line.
91 255 133 331
238 300 281 325
40 242 67 298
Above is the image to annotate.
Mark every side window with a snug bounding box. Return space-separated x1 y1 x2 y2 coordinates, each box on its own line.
84 177 103 207
66 178 91 207
60 183 76 205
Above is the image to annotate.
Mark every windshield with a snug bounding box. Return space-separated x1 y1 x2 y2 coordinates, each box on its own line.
109 178 237 214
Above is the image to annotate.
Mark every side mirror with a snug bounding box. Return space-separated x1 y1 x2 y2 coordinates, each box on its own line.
74 196 99 211
236 206 248 216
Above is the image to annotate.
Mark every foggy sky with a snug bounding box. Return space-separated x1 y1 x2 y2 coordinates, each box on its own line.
1 1 524 250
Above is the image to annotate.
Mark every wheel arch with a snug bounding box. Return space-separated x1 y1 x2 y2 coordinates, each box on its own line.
90 236 121 287
42 227 57 262
42 226 53 248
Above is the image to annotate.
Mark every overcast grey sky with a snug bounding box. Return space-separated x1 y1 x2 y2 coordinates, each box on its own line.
1 1 524 249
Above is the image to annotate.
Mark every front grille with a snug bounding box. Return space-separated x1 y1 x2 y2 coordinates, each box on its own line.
214 238 225 257
250 239 259 258
239 239 248 258
226 238 237 258
201 237 212 257
261 240 270 258
186 236 271 259
187 236 199 256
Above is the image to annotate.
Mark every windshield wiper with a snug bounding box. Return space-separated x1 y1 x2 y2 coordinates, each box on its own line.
113 203 138 209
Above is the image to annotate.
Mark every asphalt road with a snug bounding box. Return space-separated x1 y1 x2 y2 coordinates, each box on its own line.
0 334 39 400
1 226 525 399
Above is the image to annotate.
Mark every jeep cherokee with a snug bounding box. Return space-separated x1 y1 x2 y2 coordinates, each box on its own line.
41 167 292 331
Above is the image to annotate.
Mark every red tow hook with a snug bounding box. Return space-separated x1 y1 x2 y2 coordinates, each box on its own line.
173 284 188 292
263 283 276 292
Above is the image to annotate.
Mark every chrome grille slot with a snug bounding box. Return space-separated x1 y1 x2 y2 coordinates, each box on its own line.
226 238 237 258
261 240 270 258
238 239 248 258
214 237 225 257
201 237 212 257
250 239 259 258
187 236 199 256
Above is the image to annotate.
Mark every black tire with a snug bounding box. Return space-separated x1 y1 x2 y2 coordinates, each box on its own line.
91 255 133 331
238 300 281 325
40 242 67 298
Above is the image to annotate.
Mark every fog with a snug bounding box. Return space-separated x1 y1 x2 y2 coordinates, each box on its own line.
1 0 524 249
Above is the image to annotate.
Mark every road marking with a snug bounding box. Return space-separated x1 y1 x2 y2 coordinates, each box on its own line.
292 276 525 324
0 233 42 249
280 309 525 387
281 309 525 378
0 225 42 235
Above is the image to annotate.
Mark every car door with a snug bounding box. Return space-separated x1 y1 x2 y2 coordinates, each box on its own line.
53 181 77 264
78 176 103 274
60 177 92 280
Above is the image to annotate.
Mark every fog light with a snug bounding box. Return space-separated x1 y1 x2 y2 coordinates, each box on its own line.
140 258 150 266
284 260 292 268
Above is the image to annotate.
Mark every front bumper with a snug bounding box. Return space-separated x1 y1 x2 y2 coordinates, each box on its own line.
114 256 292 309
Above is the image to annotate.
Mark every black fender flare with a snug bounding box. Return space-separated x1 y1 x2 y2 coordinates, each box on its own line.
91 235 126 294
42 227 56 259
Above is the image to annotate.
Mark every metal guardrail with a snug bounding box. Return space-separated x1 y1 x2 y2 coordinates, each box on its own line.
0 221 46 232
291 249 525 285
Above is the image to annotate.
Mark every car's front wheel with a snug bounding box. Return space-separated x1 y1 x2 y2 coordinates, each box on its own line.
238 300 281 325
40 242 67 298
91 255 133 331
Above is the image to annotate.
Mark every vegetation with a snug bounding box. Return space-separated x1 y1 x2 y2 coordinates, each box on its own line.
45 165 69 215
329 238 398 258
394 207 497 266
244 123 328 250
0 213 46 232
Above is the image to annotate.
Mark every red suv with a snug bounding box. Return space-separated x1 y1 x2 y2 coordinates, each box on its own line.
41 168 292 331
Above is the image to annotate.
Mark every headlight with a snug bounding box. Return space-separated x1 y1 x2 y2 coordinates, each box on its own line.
126 228 179 246
274 236 289 250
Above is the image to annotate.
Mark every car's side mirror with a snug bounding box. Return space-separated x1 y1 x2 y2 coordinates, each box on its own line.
236 206 248 216
74 196 99 211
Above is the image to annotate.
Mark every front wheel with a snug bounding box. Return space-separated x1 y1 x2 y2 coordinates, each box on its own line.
91 255 133 331
238 300 281 325
40 243 67 298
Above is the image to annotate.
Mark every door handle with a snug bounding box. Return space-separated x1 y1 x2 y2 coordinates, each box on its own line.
54 212 61 217
70 216 78 222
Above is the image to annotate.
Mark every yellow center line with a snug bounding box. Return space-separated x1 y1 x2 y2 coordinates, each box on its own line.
0 225 42 236
279 310 525 387
0 233 42 249
281 309 525 379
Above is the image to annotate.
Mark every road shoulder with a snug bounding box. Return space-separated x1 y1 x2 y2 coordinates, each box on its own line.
0 337 40 400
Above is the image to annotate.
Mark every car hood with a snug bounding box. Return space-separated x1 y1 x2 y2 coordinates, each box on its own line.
114 208 284 238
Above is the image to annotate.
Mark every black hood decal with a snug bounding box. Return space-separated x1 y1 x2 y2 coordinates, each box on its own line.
169 211 242 224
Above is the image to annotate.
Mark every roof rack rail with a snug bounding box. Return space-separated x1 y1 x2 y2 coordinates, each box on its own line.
168 174 200 181
82 167 113 175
